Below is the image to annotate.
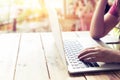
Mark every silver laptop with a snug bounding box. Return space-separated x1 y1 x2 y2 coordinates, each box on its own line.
47 7 120 74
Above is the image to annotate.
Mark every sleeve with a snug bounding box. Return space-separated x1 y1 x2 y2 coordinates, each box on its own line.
108 0 119 17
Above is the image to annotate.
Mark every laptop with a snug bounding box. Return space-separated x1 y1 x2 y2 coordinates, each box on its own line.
47 7 120 74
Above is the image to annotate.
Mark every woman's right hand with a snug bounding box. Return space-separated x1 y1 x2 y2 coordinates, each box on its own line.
78 46 120 63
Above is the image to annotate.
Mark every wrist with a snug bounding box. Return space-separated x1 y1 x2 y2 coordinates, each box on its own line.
114 50 120 62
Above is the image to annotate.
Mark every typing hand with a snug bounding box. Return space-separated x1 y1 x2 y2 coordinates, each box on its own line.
78 46 120 63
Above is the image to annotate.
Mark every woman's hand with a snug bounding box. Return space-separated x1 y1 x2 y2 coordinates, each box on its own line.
78 46 120 63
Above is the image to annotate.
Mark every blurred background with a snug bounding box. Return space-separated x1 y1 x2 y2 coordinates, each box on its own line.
0 0 115 33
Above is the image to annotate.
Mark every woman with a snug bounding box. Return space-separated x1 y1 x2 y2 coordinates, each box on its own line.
78 0 120 63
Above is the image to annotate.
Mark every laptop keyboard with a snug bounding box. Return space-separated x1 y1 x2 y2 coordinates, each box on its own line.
64 40 99 69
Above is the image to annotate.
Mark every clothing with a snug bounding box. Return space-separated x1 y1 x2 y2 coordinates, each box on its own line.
108 0 119 17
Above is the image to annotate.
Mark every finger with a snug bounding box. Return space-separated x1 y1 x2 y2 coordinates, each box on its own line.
79 52 98 60
83 57 108 62
83 57 97 62
78 47 98 58
78 47 99 57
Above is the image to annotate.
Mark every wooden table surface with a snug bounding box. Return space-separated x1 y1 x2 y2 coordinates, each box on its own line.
1 31 120 80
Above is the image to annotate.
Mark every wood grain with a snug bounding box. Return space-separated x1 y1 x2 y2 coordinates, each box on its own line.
0 33 20 80
14 33 49 80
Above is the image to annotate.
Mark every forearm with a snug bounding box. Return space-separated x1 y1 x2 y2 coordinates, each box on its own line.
90 0 108 39
109 49 120 63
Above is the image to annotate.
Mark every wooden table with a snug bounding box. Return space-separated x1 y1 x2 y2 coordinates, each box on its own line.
1 31 120 80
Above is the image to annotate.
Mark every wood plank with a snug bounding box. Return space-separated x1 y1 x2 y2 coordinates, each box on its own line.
14 33 49 80
84 72 120 80
41 32 86 80
0 33 20 80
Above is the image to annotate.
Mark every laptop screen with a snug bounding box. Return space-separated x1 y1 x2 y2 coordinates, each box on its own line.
47 7 67 66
